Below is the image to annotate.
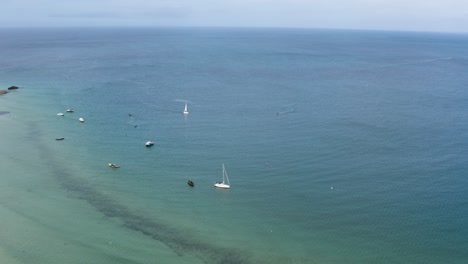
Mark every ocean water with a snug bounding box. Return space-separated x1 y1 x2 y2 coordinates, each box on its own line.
1 27 468 263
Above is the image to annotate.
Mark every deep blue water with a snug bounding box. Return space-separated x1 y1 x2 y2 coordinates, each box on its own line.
1 27 468 263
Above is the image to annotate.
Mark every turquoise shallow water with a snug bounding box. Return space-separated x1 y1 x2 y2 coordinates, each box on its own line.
1 28 468 263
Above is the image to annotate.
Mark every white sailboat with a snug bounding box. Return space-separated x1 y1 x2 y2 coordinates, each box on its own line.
214 163 230 189
183 102 189 115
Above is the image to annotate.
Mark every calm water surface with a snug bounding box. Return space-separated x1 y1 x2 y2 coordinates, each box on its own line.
0 27 467 263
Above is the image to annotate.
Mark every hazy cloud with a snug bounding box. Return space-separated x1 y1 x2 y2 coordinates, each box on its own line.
0 0 467 32
48 12 121 19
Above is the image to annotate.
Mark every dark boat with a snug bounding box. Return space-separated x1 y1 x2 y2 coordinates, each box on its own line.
108 163 120 168
55 137 65 141
187 179 194 187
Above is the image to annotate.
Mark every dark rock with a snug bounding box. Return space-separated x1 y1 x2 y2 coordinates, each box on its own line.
8 86 19 90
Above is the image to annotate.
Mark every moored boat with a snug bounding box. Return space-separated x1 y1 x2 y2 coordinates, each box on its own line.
214 163 231 189
108 163 120 168
183 102 189 115
187 179 194 187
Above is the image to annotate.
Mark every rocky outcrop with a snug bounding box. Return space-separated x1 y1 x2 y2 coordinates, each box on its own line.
0 90 7 95
8 86 19 90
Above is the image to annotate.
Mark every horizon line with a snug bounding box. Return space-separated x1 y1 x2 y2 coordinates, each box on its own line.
0 25 467 35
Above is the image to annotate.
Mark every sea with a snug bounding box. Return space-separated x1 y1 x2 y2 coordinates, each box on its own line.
0 27 468 264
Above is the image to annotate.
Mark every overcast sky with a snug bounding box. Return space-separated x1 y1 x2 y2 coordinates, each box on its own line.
1 0 467 32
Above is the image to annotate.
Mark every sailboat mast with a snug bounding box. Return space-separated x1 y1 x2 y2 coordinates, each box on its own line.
222 163 225 183
223 163 230 185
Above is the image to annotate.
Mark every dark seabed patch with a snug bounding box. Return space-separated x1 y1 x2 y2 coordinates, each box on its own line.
34 123 255 264
0 111 10 115
0 202 138 264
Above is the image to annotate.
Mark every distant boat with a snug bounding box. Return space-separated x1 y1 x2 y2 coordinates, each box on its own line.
57 113 64 116
66 109 74 113
108 163 120 168
55 137 65 141
183 102 189 115
79 117 84 122
145 141 154 147
214 163 230 189
187 179 194 187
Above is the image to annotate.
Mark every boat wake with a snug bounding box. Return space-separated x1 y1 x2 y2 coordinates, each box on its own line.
174 99 191 103
376 56 453 69
276 109 295 116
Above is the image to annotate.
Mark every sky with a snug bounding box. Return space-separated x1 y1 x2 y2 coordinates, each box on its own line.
1 0 468 32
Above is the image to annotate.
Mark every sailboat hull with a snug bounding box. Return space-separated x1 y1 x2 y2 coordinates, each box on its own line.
214 183 230 189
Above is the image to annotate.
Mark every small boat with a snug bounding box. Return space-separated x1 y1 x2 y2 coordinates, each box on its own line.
55 137 65 141
214 163 230 189
108 163 120 168
79 117 84 123
66 109 74 113
145 141 154 147
57 113 64 116
183 102 189 115
187 179 194 187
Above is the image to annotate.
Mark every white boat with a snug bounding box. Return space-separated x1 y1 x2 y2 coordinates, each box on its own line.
79 117 84 122
66 109 74 113
214 163 230 189
183 102 189 115
145 141 154 147
57 113 64 116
